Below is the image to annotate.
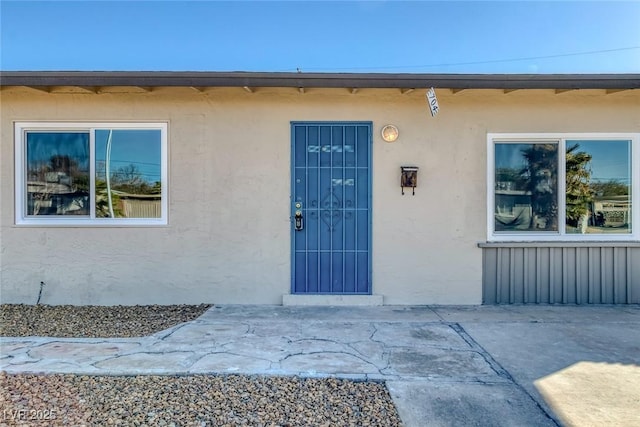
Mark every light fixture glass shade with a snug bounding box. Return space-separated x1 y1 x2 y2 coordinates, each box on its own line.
381 124 399 142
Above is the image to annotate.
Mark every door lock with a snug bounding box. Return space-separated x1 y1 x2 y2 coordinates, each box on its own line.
294 210 304 231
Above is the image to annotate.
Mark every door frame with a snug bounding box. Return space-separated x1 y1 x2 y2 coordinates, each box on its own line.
290 121 373 294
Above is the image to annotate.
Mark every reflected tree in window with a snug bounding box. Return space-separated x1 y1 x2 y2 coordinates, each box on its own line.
591 180 629 197
26 132 90 216
520 144 558 231
565 144 594 231
95 129 162 218
494 143 549 232
493 136 633 237
570 139 631 234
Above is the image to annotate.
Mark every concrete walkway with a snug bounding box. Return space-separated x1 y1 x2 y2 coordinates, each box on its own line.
1 305 639 426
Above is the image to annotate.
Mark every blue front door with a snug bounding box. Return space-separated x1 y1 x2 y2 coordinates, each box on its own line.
291 122 372 294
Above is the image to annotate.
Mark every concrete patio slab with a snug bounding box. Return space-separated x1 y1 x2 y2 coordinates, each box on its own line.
384 347 499 380
387 381 557 427
463 319 640 426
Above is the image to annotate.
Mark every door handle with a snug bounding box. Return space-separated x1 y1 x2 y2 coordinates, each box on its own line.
294 210 304 231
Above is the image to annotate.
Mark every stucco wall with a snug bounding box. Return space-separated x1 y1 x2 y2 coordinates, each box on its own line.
1 87 638 305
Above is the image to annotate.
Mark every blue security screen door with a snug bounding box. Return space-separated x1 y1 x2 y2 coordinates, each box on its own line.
291 122 372 294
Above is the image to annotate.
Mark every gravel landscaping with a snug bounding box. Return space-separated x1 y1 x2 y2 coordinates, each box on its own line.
1 373 402 426
0 304 212 338
0 305 404 426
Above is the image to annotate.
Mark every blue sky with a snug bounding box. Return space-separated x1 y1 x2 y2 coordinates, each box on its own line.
1 1 639 73
573 140 631 183
495 140 631 184
26 130 161 184
95 130 162 183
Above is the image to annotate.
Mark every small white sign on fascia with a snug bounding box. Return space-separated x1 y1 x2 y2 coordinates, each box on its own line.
426 87 439 117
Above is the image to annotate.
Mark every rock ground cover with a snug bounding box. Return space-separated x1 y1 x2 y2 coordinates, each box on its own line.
1 373 402 426
0 305 403 426
0 304 212 338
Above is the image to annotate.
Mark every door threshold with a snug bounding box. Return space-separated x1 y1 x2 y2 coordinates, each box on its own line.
282 294 383 306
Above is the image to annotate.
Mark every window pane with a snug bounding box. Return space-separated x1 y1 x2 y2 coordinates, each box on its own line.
95 129 162 218
25 132 90 216
566 140 631 234
494 143 558 232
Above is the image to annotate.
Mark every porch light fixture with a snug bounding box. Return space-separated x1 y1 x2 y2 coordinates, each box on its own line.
381 124 399 142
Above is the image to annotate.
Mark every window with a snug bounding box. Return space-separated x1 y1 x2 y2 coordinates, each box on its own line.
488 133 639 241
15 122 168 225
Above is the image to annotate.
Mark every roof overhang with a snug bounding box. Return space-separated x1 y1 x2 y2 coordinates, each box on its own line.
1 71 639 92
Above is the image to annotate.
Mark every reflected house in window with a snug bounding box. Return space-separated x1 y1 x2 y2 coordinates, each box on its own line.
494 143 558 232
27 171 90 215
494 186 532 230
493 140 632 235
94 129 163 219
572 140 631 234
17 125 166 223
592 197 631 229
25 132 91 216
110 190 162 218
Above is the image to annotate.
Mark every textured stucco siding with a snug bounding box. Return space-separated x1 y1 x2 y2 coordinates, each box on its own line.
1 87 639 305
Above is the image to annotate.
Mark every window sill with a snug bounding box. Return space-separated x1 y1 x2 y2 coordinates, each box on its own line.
14 220 168 228
478 241 640 248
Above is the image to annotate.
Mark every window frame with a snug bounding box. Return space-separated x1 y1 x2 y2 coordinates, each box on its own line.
487 132 639 242
15 121 168 226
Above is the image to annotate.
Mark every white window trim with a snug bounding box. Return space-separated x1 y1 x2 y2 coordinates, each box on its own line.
15 121 168 226
487 132 639 242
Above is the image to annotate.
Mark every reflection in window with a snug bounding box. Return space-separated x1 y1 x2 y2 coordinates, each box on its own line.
95 130 162 218
494 143 558 232
17 122 167 225
26 132 90 216
566 140 631 234
491 136 634 239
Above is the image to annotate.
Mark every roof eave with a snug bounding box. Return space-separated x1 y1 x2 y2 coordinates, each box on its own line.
1 71 639 90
